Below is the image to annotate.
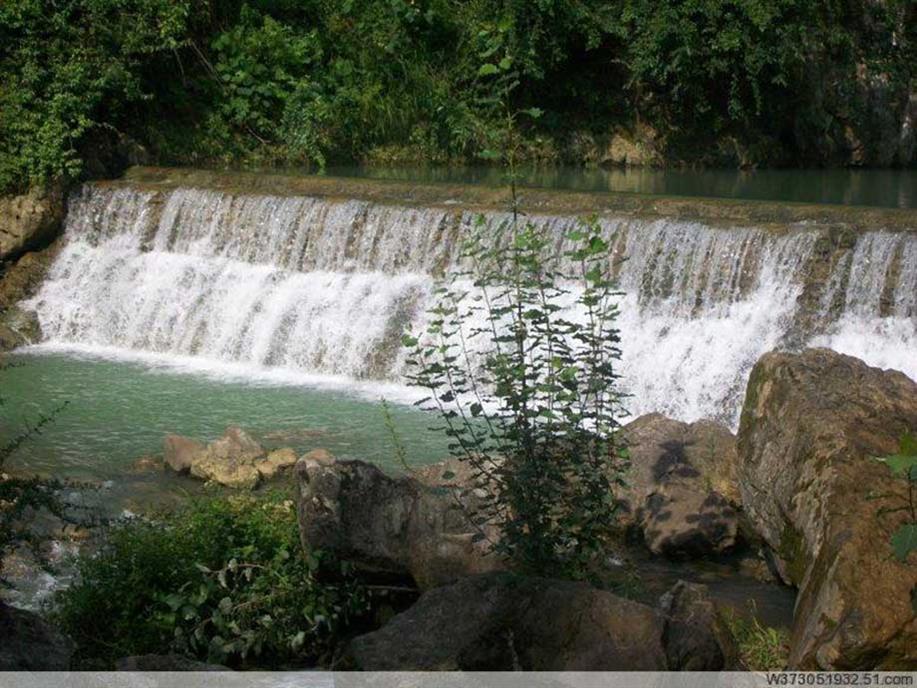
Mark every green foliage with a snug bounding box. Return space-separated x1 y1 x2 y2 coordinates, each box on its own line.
876 432 917 563
721 606 789 670
0 0 196 192
53 494 371 669
1 0 914 193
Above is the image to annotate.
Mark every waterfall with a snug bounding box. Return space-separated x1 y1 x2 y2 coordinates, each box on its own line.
25 183 917 427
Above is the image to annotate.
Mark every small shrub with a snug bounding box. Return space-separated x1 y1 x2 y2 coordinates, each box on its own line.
53 494 371 669
875 432 917 563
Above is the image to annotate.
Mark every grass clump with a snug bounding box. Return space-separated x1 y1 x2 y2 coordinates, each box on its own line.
722 607 790 671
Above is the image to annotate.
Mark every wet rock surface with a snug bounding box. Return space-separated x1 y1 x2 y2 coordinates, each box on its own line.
738 348 917 669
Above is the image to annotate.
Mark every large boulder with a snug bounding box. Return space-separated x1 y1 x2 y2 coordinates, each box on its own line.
342 572 667 670
620 413 740 557
342 573 736 670
296 454 503 590
738 349 917 669
190 427 266 490
0 184 64 263
0 601 73 670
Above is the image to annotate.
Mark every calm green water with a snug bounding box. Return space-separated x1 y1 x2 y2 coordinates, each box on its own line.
323 165 917 209
0 349 449 511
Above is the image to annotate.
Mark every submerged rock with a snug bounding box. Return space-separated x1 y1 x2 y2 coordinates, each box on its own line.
620 413 740 558
0 601 73 670
342 572 667 670
296 454 503 589
738 349 917 669
130 455 162 472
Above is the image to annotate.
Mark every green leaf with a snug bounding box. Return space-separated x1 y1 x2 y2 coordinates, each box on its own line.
890 524 917 562
522 107 543 119
900 432 917 456
878 454 917 478
477 63 499 76
498 56 512 70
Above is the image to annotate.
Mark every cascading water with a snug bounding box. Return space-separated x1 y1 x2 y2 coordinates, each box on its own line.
25 183 917 427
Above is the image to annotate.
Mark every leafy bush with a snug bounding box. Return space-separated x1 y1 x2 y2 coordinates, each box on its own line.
53 494 371 669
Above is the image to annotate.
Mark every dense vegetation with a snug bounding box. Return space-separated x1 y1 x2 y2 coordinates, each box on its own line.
1 0 914 193
53 494 374 669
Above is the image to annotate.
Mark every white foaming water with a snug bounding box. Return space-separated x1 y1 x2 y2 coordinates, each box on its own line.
26 184 917 427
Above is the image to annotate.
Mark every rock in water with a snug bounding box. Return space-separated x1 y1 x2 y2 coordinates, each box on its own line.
190 427 265 490
738 349 917 669
257 447 298 480
342 572 667 670
296 454 503 589
163 434 205 474
620 413 740 557
0 601 73 670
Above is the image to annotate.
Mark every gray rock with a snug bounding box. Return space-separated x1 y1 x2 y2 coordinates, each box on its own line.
296 454 503 590
0 601 73 670
660 580 739 670
342 572 667 670
738 348 917 669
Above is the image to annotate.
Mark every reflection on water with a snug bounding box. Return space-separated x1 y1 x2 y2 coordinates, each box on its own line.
321 165 917 209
